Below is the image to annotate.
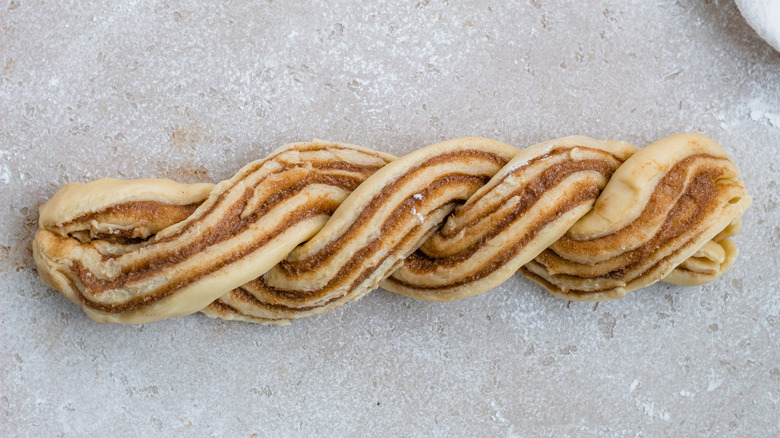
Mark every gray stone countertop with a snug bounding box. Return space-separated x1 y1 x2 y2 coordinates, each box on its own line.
1 1 779 436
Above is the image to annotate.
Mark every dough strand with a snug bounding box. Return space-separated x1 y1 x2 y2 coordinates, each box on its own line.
33 134 752 324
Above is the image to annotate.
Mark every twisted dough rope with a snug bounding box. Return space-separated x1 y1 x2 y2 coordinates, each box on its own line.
33 133 752 325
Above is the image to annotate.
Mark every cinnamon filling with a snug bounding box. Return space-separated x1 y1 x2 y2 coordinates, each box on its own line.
271 150 508 276
445 146 622 237
387 183 600 291
71 149 506 312
527 158 731 292
72 198 342 313
60 201 202 241
550 154 726 256
403 158 614 273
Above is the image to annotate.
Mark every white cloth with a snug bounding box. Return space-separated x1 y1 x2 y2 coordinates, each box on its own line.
736 0 780 52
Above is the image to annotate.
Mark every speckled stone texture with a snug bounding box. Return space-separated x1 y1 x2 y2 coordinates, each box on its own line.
1 1 779 436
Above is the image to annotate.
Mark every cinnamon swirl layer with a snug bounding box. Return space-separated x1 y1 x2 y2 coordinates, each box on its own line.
33 134 752 324
520 133 752 301
203 138 518 323
33 141 394 323
382 137 638 301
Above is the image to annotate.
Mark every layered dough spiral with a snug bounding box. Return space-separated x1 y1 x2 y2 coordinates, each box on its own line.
33 134 752 324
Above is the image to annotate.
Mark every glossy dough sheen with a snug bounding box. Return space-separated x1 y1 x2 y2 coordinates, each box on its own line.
33 134 752 325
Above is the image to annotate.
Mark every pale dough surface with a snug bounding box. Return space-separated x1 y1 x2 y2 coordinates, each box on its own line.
33 134 751 324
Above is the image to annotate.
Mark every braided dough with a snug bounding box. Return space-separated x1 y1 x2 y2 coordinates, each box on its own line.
33 134 752 325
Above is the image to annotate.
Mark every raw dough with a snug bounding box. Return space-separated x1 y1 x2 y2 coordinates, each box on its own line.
32 134 752 324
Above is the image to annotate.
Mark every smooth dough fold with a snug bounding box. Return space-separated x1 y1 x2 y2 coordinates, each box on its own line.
33 134 752 324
